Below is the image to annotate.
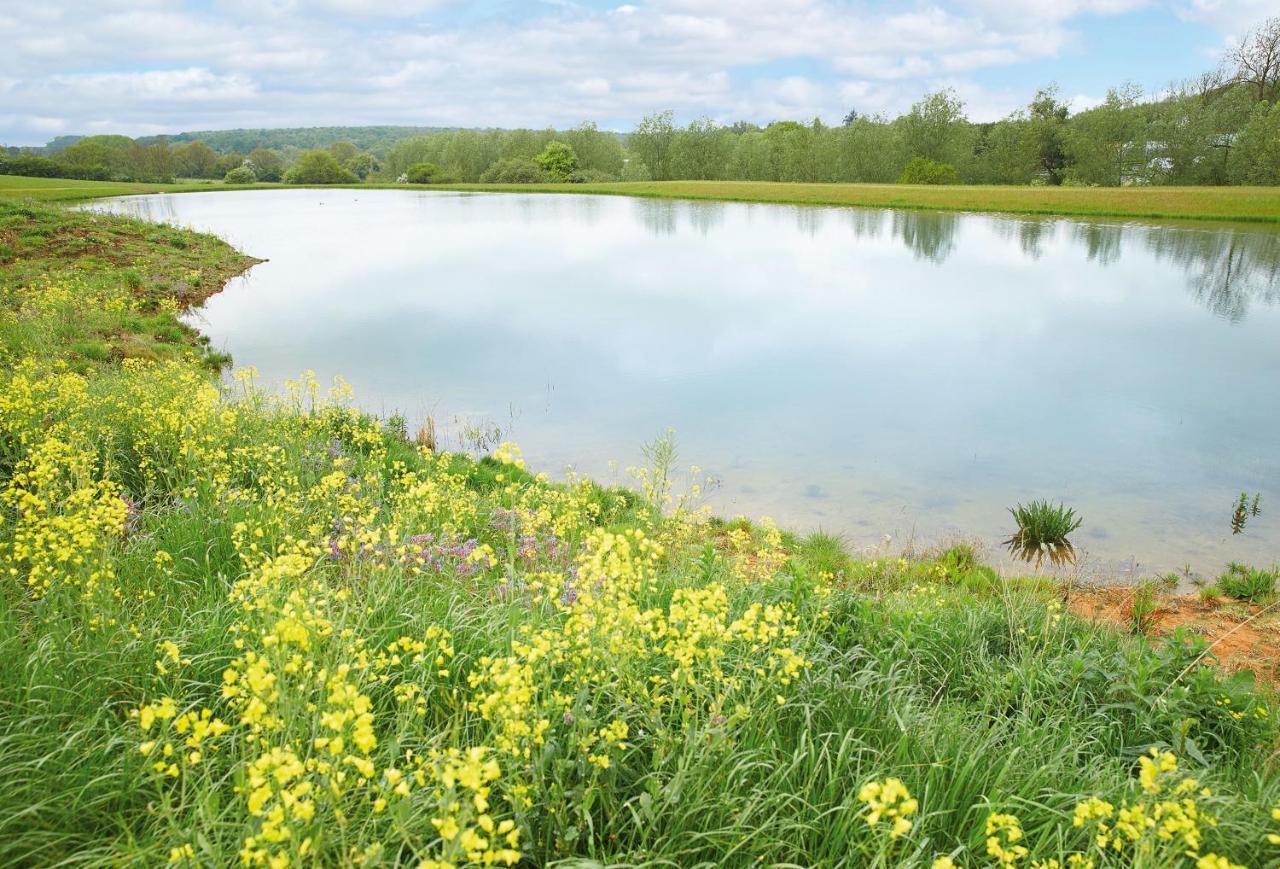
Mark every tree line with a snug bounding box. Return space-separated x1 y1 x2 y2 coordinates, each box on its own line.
3 16 1277 187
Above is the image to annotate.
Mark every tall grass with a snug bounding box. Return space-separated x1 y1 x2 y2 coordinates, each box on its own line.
0 199 1277 867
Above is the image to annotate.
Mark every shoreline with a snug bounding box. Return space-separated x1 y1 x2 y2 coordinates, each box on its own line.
5 173 1280 225
78 185 1277 585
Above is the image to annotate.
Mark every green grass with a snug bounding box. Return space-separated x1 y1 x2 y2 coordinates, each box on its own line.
0 198 257 368
0 174 276 203
1215 562 1279 603
0 199 1277 868
437 180 1280 224
5 173 1280 223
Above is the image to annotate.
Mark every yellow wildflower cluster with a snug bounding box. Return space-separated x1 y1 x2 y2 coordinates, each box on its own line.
986 812 1030 867
1072 749 1218 865
858 777 918 839
724 517 788 584
0 396 128 602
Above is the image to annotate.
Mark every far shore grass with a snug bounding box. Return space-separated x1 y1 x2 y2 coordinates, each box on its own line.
4 173 1279 223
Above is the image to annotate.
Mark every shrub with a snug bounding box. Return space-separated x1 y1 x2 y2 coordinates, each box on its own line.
1003 500 1083 568
247 148 284 182
567 168 617 184
1216 562 1277 602
223 165 257 184
405 162 457 184
0 156 63 178
283 150 358 185
897 156 959 185
0 155 110 181
534 141 579 180
478 157 547 184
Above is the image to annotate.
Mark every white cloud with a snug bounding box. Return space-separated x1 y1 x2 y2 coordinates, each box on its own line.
48 68 258 103
0 0 1261 144
1176 0 1277 34
1068 92 1106 113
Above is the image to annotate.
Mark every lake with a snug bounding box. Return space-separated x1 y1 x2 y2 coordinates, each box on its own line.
89 189 1280 580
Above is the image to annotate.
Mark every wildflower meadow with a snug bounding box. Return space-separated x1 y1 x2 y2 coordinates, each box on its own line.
0 198 1277 867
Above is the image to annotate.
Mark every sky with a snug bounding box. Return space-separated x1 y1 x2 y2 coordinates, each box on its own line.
0 0 1273 146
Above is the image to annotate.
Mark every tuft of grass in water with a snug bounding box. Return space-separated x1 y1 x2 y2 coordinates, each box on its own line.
1004 500 1083 568
1215 562 1278 602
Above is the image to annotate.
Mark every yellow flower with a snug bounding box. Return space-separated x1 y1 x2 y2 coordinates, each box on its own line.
859 778 918 839
985 813 1029 867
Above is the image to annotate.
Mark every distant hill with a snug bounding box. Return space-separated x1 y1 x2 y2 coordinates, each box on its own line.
44 126 476 155
137 126 476 153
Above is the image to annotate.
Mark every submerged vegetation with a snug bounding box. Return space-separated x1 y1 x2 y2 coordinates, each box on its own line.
1233 493 1264 535
0 198 1279 867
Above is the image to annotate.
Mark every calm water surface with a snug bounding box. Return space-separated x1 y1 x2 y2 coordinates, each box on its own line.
92 189 1280 579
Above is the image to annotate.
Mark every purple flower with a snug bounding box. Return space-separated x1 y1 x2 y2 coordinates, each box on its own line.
120 494 142 534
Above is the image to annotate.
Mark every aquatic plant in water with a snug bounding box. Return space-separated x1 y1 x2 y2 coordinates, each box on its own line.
1231 491 1262 534
1003 500 1083 567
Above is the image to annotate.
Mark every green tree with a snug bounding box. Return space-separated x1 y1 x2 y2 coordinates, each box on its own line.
534 141 578 180
763 121 814 181
284 150 358 184
1228 100 1280 184
216 153 247 176
630 111 676 180
1025 86 1070 184
174 141 220 178
669 118 731 180
247 148 284 182
124 143 177 183
562 122 625 177
897 89 971 166
60 135 133 178
327 140 360 163
1066 83 1146 185
970 118 1034 184
831 116 902 182
345 153 378 180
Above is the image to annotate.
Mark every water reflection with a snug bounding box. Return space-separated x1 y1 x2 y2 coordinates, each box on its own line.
1072 221 1123 267
992 218 1053 260
613 198 1280 320
1144 227 1280 322
86 190 1280 579
891 211 958 263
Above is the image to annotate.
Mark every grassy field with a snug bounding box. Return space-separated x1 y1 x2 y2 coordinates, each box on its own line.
444 180 1280 223
0 174 272 202
5 173 1280 223
1 199 1278 867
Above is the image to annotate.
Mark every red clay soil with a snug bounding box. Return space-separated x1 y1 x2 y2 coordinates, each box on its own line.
1069 587 1280 688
